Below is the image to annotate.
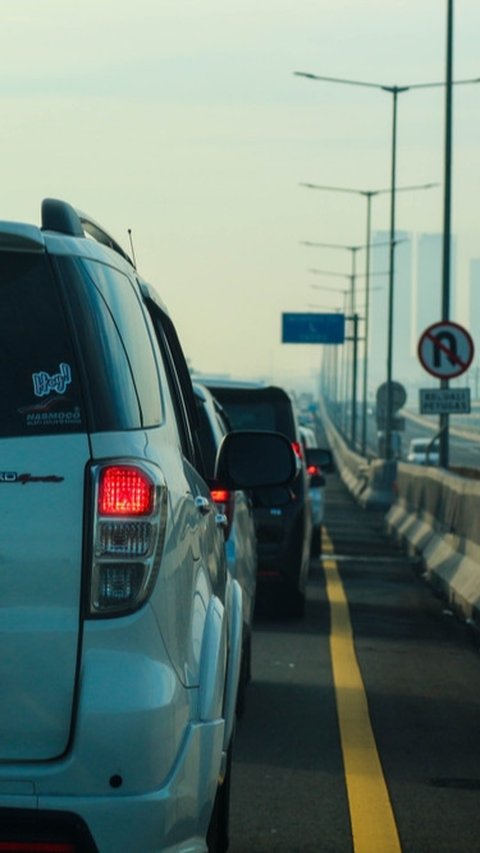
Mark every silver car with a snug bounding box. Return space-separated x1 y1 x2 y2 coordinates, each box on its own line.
299 425 334 556
193 383 258 716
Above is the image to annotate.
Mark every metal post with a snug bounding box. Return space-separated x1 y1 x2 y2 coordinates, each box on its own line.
361 192 373 453
440 0 454 469
351 314 359 447
385 88 400 461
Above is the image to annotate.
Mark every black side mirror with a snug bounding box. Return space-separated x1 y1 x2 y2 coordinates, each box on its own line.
305 447 334 474
214 430 298 490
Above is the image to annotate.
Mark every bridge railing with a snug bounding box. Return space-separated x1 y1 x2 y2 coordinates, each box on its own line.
320 396 480 629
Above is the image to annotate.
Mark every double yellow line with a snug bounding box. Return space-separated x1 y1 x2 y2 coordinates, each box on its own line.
323 530 402 853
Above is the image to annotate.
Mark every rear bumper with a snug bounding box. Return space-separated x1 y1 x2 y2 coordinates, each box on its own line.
0 719 225 853
0 594 240 852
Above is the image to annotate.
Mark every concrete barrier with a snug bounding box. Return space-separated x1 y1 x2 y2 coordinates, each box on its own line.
318 398 480 627
320 400 397 510
386 463 480 629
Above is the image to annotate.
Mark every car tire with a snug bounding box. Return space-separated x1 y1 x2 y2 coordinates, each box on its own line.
282 586 305 619
310 524 322 557
207 740 233 853
236 635 251 719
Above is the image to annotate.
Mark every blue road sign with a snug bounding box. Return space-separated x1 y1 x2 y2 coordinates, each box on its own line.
282 312 345 344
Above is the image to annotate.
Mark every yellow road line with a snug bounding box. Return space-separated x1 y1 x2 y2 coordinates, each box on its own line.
323 529 402 853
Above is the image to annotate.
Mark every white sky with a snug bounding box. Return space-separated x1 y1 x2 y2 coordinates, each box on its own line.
2 0 480 391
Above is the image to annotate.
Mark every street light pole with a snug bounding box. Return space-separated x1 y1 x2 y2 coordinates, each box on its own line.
440 0 454 468
295 68 480 460
300 181 437 454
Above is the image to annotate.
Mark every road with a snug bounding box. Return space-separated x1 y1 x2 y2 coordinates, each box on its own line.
229 474 480 852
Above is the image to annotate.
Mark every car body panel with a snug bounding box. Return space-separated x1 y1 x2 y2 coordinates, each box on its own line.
0 434 88 760
406 437 440 465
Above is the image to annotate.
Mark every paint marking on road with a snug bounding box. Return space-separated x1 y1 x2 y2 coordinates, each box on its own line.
323 529 402 853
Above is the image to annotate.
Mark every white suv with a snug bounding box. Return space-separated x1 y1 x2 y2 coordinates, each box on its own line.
0 199 296 852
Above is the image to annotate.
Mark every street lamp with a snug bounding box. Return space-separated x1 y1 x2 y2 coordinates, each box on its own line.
308 282 351 437
294 69 480 460
309 278 385 443
299 183 437 453
308 267 387 446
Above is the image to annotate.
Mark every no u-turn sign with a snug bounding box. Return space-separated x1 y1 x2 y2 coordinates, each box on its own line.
418 321 474 379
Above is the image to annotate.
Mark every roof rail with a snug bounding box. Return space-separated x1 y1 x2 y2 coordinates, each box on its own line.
41 198 134 268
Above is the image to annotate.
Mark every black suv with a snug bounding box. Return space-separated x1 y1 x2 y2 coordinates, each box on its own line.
204 382 312 616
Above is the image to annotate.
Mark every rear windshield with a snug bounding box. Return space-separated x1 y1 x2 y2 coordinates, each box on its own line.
208 387 296 439
0 252 85 437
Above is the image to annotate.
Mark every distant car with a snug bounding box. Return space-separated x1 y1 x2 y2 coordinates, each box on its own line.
299 425 334 556
193 383 258 715
407 437 440 465
203 381 311 617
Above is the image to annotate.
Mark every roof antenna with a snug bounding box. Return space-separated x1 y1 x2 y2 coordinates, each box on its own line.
127 228 137 269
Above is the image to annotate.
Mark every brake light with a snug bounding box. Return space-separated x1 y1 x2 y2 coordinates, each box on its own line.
210 487 234 535
210 489 230 503
307 464 321 476
98 466 153 515
89 462 167 616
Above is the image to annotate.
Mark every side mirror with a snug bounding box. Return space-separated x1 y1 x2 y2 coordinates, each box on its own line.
305 447 334 474
214 430 297 490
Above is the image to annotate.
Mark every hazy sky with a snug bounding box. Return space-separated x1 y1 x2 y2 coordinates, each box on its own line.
2 1 480 391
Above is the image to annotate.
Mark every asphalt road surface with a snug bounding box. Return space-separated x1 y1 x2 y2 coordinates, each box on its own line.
229 474 480 853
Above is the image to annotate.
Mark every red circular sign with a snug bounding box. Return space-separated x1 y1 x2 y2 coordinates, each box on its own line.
418 321 474 379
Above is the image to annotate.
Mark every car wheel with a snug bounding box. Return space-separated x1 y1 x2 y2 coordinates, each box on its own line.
236 635 252 719
310 524 322 557
207 740 233 853
282 585 305 619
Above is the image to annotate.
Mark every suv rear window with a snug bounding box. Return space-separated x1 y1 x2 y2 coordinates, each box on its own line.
0 252 85 437
207 386 296 439
55 256 163 432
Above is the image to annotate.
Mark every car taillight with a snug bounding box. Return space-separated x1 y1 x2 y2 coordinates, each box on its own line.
88 462 167 616
307 464 321 477
211 487 234 533
98 466 154 515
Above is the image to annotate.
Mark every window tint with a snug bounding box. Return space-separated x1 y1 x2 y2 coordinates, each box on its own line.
80 260 162 429
0 252 85 437
211 389 295 438
195 400 218 479
146 303 198 465
56 257 162 431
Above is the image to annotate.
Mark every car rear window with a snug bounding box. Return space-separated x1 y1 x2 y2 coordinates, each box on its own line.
0 251 85 437
55 256 163 431
208 387 296 439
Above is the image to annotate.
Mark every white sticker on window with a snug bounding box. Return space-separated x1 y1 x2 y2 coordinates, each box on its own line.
32 363 72 397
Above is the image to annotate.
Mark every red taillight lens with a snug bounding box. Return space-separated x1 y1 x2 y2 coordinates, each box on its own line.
307 464 321 476
98 466 154 516
211 488 230 504
90 461 167 616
